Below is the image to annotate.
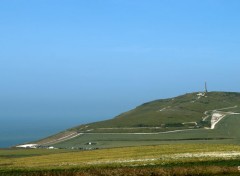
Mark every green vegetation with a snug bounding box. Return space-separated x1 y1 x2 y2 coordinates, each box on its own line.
1 144 240 175
53 114 240 149
0 148 71 159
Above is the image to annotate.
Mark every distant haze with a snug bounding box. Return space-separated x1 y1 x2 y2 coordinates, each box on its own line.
0 0 240 147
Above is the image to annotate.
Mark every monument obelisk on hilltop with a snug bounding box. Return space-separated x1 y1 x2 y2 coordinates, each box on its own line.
205 81 208 93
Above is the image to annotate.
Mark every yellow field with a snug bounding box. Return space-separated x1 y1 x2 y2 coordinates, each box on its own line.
1 144 240 171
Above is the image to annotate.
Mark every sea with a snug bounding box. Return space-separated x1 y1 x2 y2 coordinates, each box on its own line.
0 119 80 148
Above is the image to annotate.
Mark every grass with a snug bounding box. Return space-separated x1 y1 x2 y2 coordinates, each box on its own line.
52 114 240 149
0 148 71 159
1 144 240 175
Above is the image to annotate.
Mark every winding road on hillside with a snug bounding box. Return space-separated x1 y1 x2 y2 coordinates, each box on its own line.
202 105 240 129
38 132 83 146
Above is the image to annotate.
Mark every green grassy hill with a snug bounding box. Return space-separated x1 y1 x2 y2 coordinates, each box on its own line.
34 91 240 149
72 91 240 132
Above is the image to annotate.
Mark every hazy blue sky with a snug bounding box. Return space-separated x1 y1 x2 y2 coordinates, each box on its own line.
0 0 240 139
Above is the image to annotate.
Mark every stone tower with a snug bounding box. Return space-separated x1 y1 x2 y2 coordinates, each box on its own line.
205 81 208 93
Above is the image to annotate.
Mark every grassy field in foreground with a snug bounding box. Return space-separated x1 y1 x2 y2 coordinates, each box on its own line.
1 144 240 175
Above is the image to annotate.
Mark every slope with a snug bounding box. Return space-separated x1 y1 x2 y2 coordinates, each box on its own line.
31 91 240 148
72 91 240 133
